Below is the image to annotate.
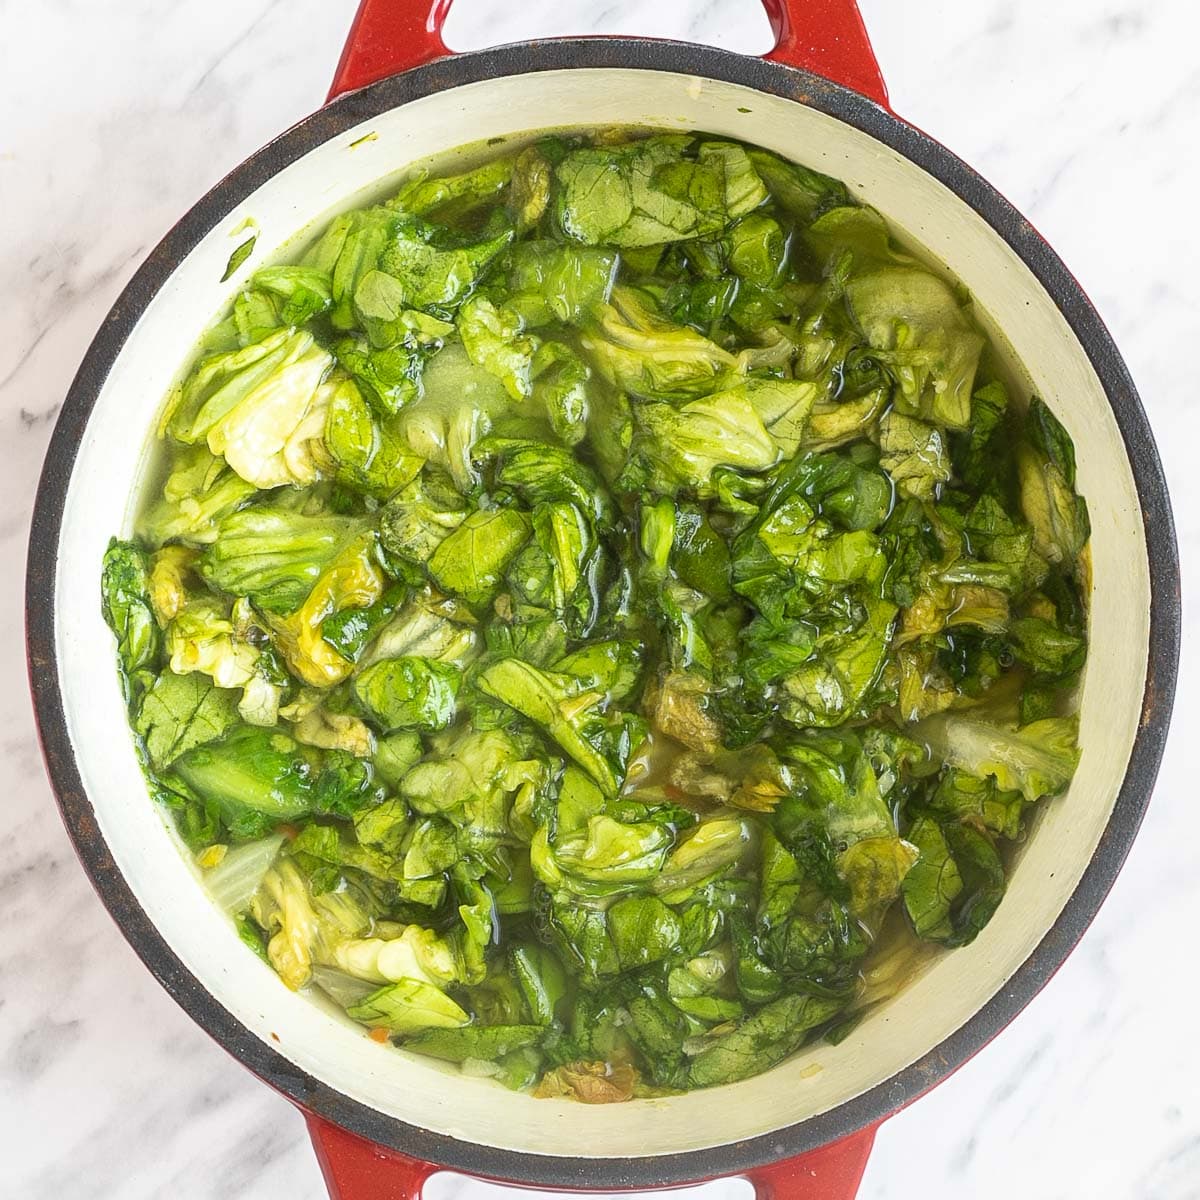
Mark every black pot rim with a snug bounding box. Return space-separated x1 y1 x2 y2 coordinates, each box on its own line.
26 36 1181 1191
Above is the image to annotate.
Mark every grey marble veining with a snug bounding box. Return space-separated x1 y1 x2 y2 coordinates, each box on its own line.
2 1 1196 1197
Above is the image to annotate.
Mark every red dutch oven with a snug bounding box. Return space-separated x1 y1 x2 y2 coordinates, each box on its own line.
26 1 1180 1197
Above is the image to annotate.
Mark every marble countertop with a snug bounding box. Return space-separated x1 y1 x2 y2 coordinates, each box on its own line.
3 1 1195 1196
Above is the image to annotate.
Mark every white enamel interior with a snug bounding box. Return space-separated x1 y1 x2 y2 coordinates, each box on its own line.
53 68 1150 1158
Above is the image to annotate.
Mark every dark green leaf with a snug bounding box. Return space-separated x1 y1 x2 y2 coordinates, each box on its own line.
101 539 161 703
221 234 257 282
402 1024 543 1062
136 671 241 771
686 992 844 1087
353 656 462 732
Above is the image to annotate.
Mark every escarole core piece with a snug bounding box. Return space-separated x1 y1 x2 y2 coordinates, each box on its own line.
171 328 336 488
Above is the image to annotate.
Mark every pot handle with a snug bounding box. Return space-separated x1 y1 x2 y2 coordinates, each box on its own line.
742 1125 879 1198
308 1113 879 1199
308 1116 437 1200
328 0 888 106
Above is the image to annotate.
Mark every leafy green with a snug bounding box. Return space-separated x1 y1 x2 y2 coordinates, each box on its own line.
200 507 367 614
222 235 257 282
926 768 1025 840
249 858 377 988
353 656 462 731
915 712 1081 804
686 993 844 1087
403 1023 543 1062
429 509 532 607
507 242 616 326
324 376 424 497
136 670 241 771
457 294 535 401
169 724 322 836
379 473 468 565
347 979 470 1034
846 268 983 430
748 148 849 221
1018 398 1090 570
740 378 819 458
302 205 392 330
530 342 594 445
400 726 535 840
634 391 778 492
377 217 512 316
137 448 257 547
879 411 950 500
101 539 162 703
169 328 334 487
581 287 737 400
1007 616 1086 678
938 822 1007 946
900 816 963 940
555 136 764 248
253 265 333 324
477 658 629 796
108 126 1091 1100
395 155 515 219
727 213 787 287
333 334 424 415
206 834 286 913
360 591 479 671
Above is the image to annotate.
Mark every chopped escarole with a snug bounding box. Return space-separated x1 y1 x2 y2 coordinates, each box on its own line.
104 127 1089 1098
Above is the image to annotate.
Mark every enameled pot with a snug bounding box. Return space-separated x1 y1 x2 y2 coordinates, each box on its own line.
26 1 1180 1197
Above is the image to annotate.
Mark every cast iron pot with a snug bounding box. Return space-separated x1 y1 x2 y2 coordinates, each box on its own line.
26 1 1181 1196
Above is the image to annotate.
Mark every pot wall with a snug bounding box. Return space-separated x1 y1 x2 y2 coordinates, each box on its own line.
51 65 1149 1160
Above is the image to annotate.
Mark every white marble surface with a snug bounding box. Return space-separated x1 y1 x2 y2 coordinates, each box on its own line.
2 1 1196 1196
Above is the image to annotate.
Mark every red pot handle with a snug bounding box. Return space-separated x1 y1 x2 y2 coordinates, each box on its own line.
328 0 888 107
742 1125 878 1197
308 1117 436 1200
308 1113 879 1199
